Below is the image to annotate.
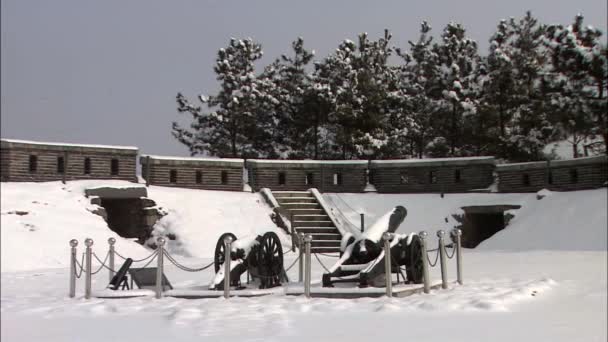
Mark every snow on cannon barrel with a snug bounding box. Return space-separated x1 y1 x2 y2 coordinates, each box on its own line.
209 231 288 290
322 206 425 287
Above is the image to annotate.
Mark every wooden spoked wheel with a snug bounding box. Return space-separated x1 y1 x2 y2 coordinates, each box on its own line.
257 232 284 288
214 232 237 273
407 234 424 284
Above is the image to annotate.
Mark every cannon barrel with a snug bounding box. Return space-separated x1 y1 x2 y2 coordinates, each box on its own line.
347 206 407 264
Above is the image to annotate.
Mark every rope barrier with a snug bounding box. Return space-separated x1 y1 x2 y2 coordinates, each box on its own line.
163 250 215 272
91 252 110 275
283 255 300 272
73 253 85 279
313 253 333 273
426 248 440 267
129 250 160 273
444 243 456 259
115 249 158 263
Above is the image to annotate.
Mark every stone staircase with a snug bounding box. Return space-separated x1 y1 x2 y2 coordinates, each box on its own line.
273 191 342 253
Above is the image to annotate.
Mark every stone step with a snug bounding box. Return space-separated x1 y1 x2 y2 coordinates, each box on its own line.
310 240 342 247
296 227 341 234
287 208 325 215
310 247 341 253
281 203 321 210
272 191 313 198
276 197 317 204
293 214 330 221
307 233 342 241
294 221 335 227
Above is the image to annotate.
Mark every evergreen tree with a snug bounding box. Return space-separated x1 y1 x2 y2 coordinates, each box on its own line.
544 14 607 157
395 21 439 158
173 38 272 158
431 23 480 156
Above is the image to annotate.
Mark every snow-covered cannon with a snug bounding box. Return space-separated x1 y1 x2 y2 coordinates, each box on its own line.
209 231 288 290
322 206 424 287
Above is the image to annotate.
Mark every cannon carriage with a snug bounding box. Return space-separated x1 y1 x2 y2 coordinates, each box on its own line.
322 206 425 287
209 231 288 290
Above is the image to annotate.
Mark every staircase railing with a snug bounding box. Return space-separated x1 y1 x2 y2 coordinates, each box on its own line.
309 188 358 238
259 188 291 234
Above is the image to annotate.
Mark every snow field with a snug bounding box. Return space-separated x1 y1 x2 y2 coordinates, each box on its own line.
1 180 606 341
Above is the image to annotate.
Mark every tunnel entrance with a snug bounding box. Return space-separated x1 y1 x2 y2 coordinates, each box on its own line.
85 186 164 242
100 198 146 239
458 205 521 248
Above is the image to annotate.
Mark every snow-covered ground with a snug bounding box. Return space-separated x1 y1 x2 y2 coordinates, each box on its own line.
1 180 606 341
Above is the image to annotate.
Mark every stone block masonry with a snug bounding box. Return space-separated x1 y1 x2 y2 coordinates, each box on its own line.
140 155 243 191
247 160 368 193
496 155 607 193
0 139 137 182
370 157 495 193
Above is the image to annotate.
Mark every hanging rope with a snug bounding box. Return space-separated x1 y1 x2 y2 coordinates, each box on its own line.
114 249 158 263
426 248 440 267
313 252 333 273
162 250 215 272
444 243 456 259
73 253 85 279
283 255 300 272
129 250 159 273
91 252 110 275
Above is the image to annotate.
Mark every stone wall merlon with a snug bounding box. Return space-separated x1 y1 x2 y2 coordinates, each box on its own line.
1 139 138 154
247 159 369 169
141 155 244 168
497 155 607 172
549 155 607 167
370 156 495 169
496 161 547 171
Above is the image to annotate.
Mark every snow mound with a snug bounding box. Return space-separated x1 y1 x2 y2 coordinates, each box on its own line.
0 181 151 272
0 180 286 272
324 189 607 251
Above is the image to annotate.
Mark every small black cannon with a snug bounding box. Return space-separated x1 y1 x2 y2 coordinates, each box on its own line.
322 206 424 287
209 231 288 290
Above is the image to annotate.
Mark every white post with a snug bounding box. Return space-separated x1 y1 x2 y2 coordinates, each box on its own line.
108 238 116 283
84 238 93 299
155 237 165 299
304 235 313 298
69 239 78 298
437 230 448 289
298 232 304 282
224 236 233 299
452 229 463 285
419 231 430 294
382 232 393 297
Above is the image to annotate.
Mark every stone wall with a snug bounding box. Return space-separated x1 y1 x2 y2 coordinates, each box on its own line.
247 160 368 193
370 157 495 193
496 155 608 192
140 155 243 191
0 139 137 182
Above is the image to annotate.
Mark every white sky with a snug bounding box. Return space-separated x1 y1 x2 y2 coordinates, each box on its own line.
1 0 606 156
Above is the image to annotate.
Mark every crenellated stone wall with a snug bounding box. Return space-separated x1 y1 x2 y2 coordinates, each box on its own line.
0 139 137 182
247 160 368 193
140 155 243 191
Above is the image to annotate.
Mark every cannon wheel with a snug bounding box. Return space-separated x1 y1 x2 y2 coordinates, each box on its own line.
257 232 284 288
214 232 237 273
407 235 424 284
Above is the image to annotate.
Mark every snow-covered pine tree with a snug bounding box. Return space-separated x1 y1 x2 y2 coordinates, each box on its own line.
543 14 606 157
313 30 399 159
263 38 317 158
395 21 439 158
431 23 480 156
173 38 272 158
